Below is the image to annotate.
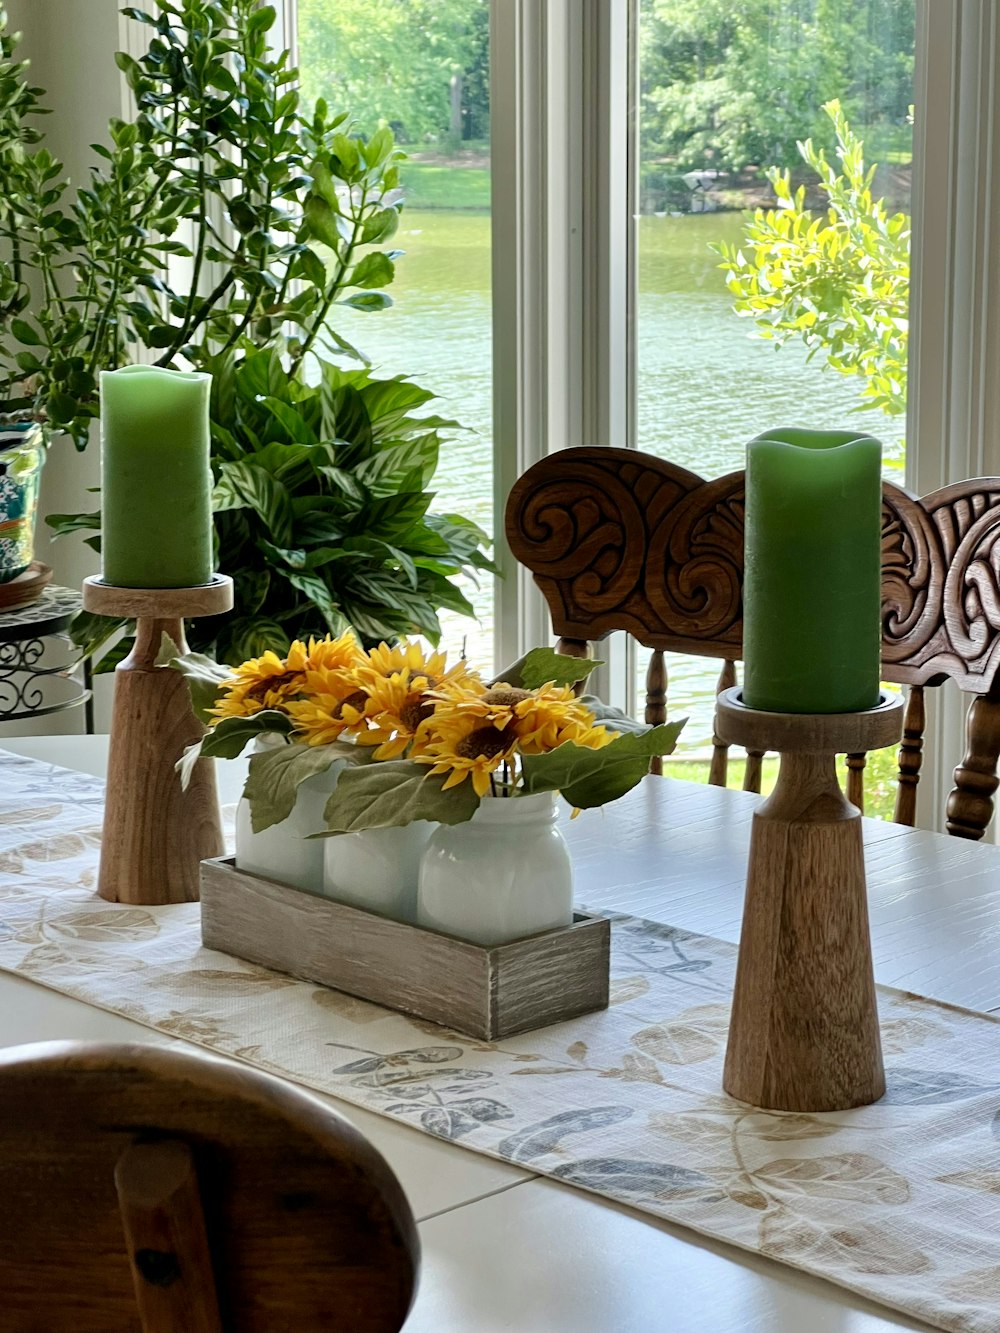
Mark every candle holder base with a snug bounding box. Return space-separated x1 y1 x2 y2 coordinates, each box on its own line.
715 688 903 1112
83 575 234 906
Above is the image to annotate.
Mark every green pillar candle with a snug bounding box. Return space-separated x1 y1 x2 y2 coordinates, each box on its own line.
100 365 213 588
743 426 882 714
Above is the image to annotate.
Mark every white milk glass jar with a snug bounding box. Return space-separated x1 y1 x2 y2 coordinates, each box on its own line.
323 822 433 923
233 734 337 895
416 791 573 946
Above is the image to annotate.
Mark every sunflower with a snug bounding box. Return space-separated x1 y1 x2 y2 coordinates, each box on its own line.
304 630 364 674
284 666 371 746
416 712 520 797
357 641 483 759
429 680 616 754
209 631 363 724
210 640 311 722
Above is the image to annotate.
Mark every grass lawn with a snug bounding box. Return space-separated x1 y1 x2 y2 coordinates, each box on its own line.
665 743 900 821
401 162 490 211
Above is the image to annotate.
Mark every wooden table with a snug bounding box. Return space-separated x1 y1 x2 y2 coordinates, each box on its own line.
4 736 997 1332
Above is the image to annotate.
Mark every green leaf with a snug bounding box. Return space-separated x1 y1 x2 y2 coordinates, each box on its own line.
304 195 341 249
349 251 394 290
578 695 650 735
46 510 101 537
247 5 276 34
68 610 125 660
519 723 687 809
175 712 294 791
168 650 235 725
201 711 293 759
321 760 480 834
213 460 294 546
10 317 42 346
340 292 392 313
244 740 368 833
495 647 603 690
92 635 135 675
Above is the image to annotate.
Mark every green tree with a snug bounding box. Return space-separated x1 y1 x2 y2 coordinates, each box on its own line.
640 0 914 173
298 0 489 147
715 100 909 415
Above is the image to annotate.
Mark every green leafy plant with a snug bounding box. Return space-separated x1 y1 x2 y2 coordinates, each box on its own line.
10 0 493 658
0 1 409 440
714 100 910 416
68 344 494 664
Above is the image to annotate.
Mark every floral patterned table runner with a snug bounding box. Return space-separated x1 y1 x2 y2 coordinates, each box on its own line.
0 750 998 1333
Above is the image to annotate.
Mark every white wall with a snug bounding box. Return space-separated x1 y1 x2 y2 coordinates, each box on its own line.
2 1 126 734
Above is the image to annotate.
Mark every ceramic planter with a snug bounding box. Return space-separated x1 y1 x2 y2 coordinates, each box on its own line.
0 423 45 582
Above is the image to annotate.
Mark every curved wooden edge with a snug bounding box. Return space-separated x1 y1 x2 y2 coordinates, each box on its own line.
0 1038 420 1269
714 687 903 755
83 574 234 620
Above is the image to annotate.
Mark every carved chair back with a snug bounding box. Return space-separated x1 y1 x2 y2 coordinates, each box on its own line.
505 446 1000 838
0 1040 419 1332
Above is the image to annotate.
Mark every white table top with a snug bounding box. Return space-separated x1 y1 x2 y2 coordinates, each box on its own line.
3 735 988 1332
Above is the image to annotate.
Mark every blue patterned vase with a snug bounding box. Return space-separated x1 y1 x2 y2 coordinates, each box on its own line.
0 423 45 582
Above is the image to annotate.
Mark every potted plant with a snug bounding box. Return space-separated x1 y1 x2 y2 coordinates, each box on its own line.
0 0 492 653
177 643 686 940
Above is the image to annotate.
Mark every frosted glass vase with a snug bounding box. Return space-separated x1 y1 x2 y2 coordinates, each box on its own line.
416 791 573 946
323 822 433 923
233 736 338 895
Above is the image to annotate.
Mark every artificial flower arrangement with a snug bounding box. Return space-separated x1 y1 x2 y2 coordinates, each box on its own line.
175 634 686 835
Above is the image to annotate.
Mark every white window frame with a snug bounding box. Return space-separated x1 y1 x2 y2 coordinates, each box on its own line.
907 0 1000 830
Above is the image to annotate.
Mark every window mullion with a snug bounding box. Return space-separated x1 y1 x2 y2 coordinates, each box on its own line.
490 0 633 696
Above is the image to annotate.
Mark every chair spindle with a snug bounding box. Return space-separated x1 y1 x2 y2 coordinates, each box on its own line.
947 687 1000 839
555 637 591 697
846 753 867 813
893 685 925 826
645 650 667 776
115 1140 223 1333
709 659 736 787
743 751 764 794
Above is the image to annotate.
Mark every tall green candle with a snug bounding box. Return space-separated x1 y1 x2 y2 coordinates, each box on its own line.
743 426 881 714
100 365 213 588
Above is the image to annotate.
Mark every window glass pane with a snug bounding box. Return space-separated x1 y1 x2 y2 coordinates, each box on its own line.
297 0 493 674
637 0 915 760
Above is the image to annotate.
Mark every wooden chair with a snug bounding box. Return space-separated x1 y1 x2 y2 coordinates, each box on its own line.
506 446 1000 838
0 1041 419 1332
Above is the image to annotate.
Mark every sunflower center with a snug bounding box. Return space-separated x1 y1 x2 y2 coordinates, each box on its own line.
456 724 516 760
334 689 369 719
481 686 532 707
245 670 303 703
401 694 435 732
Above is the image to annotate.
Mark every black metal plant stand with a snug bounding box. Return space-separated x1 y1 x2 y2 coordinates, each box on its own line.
0 586 91 727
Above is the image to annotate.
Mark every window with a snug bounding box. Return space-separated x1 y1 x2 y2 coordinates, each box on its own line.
634 0 914 757
287 0 1000 829
295 0 495 675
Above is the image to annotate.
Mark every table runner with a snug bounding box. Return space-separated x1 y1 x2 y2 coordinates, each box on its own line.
0 752 998 1333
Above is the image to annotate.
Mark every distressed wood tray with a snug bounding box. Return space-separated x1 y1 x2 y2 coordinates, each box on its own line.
200 857 610 1041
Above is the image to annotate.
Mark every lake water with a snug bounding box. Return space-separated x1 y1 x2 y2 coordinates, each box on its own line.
334 210 906 748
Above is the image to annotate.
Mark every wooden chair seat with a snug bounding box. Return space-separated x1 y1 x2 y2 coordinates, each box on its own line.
506 447 1000 837
0 1041 419 1331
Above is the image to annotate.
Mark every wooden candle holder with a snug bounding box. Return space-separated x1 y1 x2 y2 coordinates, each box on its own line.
714 687 903 1112
83 575 234 906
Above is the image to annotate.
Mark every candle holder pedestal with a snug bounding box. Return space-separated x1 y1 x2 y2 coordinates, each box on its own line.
714 687 903 1113
82 575 234 906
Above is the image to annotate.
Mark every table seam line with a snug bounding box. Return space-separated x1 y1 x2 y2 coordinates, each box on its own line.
415 1172 541 1225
